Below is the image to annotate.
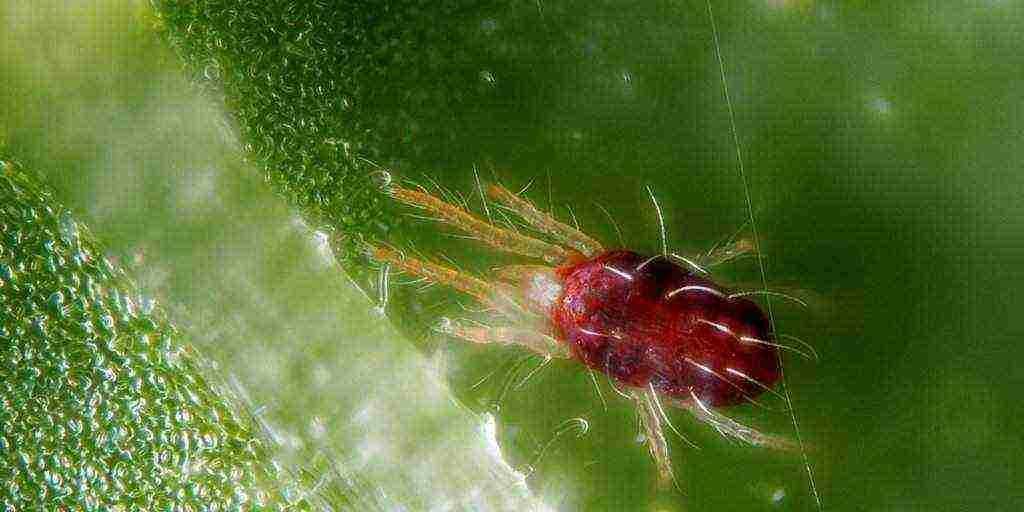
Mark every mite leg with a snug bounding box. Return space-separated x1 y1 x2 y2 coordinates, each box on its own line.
487 183 604 258
633 387 677 489
390 186 574 265
492 265 552 283
673 393 797 451
701 237 754 267
662 237 754 276
367 243 526 316
700 221 756 267
434 317 570 359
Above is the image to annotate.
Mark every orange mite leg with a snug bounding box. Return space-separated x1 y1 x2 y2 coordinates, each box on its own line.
492 264 551 283
365 243 525 316
433 317 569 359
659 236 754 277
388 185 574 266
701 237 755 268
632 387 678 490
672 393 798 451
486 183 603 258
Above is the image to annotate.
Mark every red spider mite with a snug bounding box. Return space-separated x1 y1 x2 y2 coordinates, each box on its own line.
366 177 799 486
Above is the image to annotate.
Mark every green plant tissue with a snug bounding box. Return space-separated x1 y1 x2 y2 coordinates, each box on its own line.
0 161 313 510
7 0 1024 510
0 157 548 510
0 2 551 508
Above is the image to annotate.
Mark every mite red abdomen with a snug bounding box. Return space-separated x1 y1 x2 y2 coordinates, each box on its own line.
552 250 781 407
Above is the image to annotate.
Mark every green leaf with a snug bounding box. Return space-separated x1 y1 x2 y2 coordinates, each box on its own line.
0 159 313 510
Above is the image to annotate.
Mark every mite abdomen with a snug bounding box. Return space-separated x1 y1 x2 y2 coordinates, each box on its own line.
552 250 781 407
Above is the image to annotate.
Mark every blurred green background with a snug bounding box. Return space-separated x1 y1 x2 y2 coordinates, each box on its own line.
2 0 1023 510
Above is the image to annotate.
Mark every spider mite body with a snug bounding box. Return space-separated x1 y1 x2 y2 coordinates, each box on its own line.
369 180 794 486
500 248 780 407
550 250 779 407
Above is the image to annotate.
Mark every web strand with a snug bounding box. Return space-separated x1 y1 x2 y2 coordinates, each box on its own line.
705 1 821 509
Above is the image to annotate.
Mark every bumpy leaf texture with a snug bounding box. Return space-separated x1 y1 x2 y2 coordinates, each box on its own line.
155 0 470 263
0 160 311 510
